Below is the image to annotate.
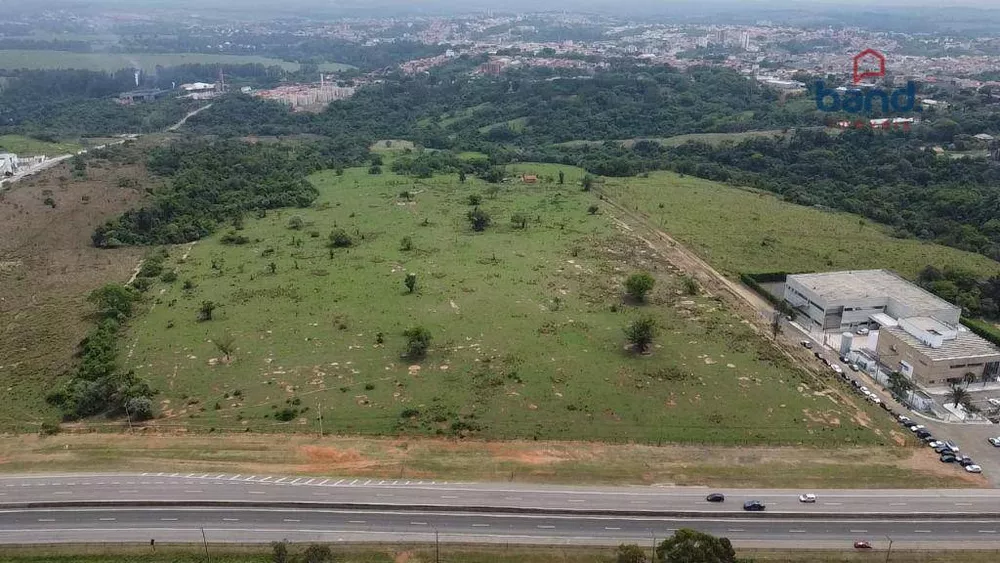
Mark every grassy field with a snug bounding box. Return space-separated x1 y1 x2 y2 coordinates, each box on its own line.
2 544 999 563
0 51 352 72
120 162 894 445
0 134 82 156
553 128 839 149
600 171 1000 279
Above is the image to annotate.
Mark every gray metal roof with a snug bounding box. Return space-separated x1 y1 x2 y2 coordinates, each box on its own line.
788 269 959 313
885 326 1000 362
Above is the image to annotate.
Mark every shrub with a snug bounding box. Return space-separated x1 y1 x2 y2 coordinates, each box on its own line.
467 207 491 232
329 228 353 248
467 194 482 206
403 326 432 359
160 271 178 283
625 272 656 302
220 230 250 245
287 216 304 230
275 408 298 422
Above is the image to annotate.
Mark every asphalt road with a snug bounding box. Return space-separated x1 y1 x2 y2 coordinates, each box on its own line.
1 507 999 547
2 473 1000 515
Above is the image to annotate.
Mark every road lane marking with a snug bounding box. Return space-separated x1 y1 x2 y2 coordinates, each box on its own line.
248 491 266 495
184 490 203 494
348 520 366 524
305 479 315 485
364 479 372 485
313 492 330 496
118 490 138 494
850 530 868 533
823 502 842 506
223 518 239 522
979 530 997 533
160 518 178 521
283 519 301 523
505 497 523 501
605 527 621 531
186 473 195 478
37 519 55 522
230 475 241 480
260 477 272 482
956 503 973 506
275 478 286 483
537 525 555 529
333 479 345 485
99 518 116 521
290 478 302 485
350 479 359 485
788 530 806 533
890 503 907 506
410 522 427 526
914 530 931 533
728 529 744 532
53 491 71 495
376 494 393 498
441 496 459 499
318 479 329 486
567 500 585 503
472 524 490 527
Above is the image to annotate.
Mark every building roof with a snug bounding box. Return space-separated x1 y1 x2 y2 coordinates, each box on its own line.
788 270 959 313
885 325 1000 362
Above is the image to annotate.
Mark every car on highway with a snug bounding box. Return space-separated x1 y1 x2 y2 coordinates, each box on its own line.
801 340 813 349
854 541 872 549
988 437 1000 447
706 493 725 503
798 493 816 503
966 464 983 474
743 500 766 511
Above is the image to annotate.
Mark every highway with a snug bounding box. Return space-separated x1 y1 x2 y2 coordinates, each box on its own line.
2 473 1000 515
0 474 999 548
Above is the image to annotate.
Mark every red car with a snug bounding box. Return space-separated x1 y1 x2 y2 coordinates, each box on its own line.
854 541 872 549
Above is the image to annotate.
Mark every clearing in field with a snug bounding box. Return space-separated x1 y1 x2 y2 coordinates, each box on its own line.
0 134 82 157
600 171 1000 279
0 51 352 73
122 162 894 445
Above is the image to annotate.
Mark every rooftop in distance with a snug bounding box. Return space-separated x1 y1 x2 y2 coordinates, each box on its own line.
789 269 958 313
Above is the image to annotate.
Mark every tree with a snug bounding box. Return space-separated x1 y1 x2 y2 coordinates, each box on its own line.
399 190 412 201
587 204 599 215
287 216 304 230
887 371 914 400
214 333 236 362
400 236 413 251
403 326 432 359
329 228 353 248
404 273 417 293
558 170 565 185
624 316 657 354
625 272 656 302
198 301 217 321
125 396 154 421
87 284 137 320
964 371 977 387
948 383 970 408
770 311 782 340
511 212 528 229
467 207 491 232
467 194 482 206
271 540 289 563
302 544 333 563
268 262 277 274
368 164 382 175
459 170 467 183
656 529 736 563
616 544 647 563
581 174 594 191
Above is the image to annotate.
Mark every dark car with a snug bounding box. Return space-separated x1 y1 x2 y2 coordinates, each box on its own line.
957 456 975 467
706 493 725 503
916 430 932 439
743 500 766 511
851 380 862 389
854 541 872 549
940 454 957 463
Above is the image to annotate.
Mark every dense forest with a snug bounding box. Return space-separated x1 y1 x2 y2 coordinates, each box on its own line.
92 138 370 247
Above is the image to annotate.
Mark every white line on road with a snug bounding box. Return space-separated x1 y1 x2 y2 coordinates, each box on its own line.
230 475 241 480
275 478 286 483
914 530 932 533
318 479 329 486
890 503 907 506
117 490 138 494
348 520 366 524
537 525 555 529
283 519 301 523
605 527 621 531
160 518 178 521
441 496 459 499
728 529 745 533
247 491 266 495
333 479 344 486
410 522 427 526
99 518 116 521
505 497 522 501
305 479 315 485
52 492 71 495
376 494 394 498
850 530 868 533
184 490 203 494
260 477 272 482
37 519 55 522
978 530 997 533
350 479 359 485
290 478 302 485
223 518 239 522
472 524 490 527
823 502 842 506
788 530 806 533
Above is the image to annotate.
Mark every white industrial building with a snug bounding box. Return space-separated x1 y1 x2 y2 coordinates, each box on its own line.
783 270 961 332
0 153 19 176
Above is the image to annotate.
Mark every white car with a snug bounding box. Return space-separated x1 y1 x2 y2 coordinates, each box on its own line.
965 464 983 474
989 398 1000 408
860 386 870 394
857 327 870 335
832 365 843 374
988 437 1000 447
909 425 926 433
928 440 944 448
870 396 882 405
798 493 817 503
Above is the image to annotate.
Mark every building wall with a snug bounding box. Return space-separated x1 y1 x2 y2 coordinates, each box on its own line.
875 329 1000 386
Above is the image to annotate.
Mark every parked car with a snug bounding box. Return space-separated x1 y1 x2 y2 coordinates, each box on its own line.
801 340 813 349
944 440 960 452
743 500 766 511
928 440 944 448
706 493 725 503
832 365 843 374
921 435 936 443
898 415 911 424
798 493 817 503
814 351 823 359
851 380 862 389
966 464 983 474
988 437 1000 447
908 424 926 433
860 386 871 395
936 447 954 456
880 402 892 411
915 429 931 439
840 355 850 363
857 327 870 335
957 456 974 467
854 541 872 549
940 454 957 463
988 398 1000 408
849 364 860 372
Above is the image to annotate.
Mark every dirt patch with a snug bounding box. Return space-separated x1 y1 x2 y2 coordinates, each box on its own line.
300 445 365 464
394 551 413 563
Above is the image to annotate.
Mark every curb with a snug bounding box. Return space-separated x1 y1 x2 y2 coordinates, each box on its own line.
3 500 1000 520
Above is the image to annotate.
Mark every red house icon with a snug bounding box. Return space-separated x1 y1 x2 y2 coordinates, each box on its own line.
853 48 886 84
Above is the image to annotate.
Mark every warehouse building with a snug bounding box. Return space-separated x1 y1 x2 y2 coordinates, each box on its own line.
783 270 961 331
875 317 1000 386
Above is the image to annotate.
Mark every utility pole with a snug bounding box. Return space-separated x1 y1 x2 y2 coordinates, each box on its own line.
884 535 893 563
435 529 440 563
318 402 323 437
124 402 134 433
651 532 656 562
201 527 210 563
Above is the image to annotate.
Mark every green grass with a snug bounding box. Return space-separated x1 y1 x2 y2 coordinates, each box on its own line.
123 163 894 446
552 127 839 149
0 51 350 72
478 117 528 134
601 170 1000 279
370 140 415 152
0 134 82 156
